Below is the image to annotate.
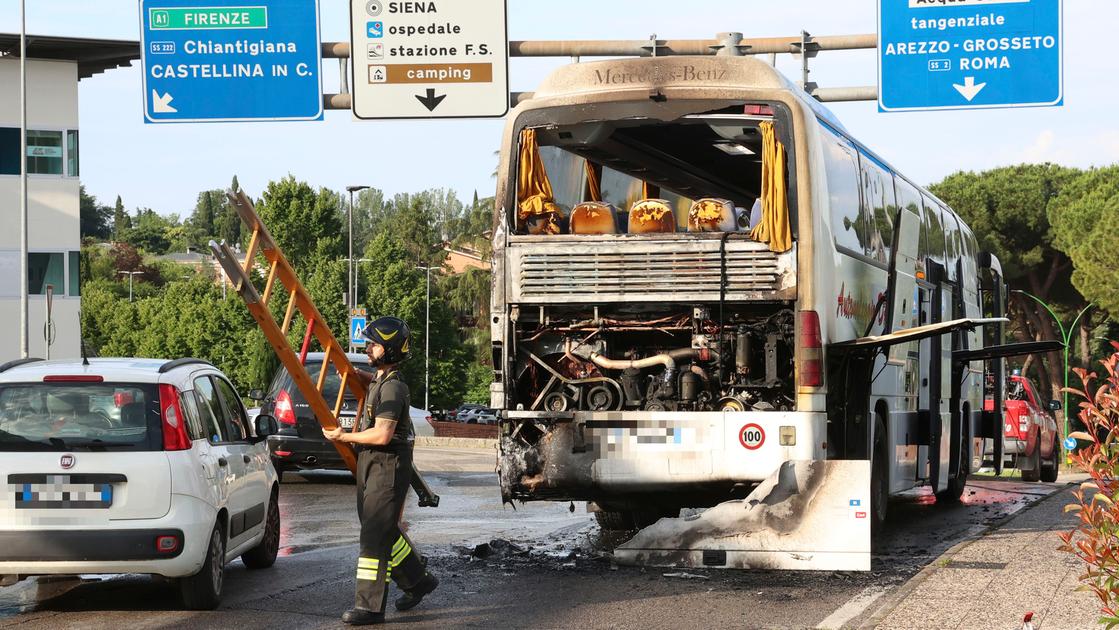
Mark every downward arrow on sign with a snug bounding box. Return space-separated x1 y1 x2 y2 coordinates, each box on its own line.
152 90 177 113
952 77 987 102
415 88 447 112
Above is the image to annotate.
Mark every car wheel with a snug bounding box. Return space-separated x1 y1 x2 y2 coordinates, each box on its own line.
241 492 281 569
1021 432 1041 482
1040 437 1060 483
272 464 284 484
180 521 225 610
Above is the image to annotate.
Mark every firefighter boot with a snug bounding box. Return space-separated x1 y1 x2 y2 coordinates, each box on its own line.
342 608 385 625
394 572 438 611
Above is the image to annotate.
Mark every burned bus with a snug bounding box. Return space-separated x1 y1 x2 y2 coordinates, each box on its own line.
490 55 1025 569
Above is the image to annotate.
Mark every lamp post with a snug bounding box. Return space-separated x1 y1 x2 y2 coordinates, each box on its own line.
415 265 439 411
353 257 373 307
346 186 370 354
118 271 143 303
1011 289 1094 440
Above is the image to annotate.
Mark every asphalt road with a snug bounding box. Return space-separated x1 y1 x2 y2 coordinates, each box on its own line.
0 447 1065 629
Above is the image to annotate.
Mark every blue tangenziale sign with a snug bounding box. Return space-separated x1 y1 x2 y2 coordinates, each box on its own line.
878 0 1063 112
139 0 323 122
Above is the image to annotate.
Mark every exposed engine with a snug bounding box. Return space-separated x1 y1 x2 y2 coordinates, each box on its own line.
510 305 795 413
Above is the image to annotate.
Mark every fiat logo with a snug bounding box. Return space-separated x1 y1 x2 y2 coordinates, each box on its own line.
60 454 75 470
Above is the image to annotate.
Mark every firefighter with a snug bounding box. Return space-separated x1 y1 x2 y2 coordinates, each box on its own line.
323 316 438 625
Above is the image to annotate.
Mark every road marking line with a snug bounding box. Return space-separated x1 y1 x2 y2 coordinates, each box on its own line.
815 585 887 629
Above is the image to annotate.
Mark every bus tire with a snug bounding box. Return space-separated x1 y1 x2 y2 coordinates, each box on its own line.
936 426 968 504
594 510 632 531
870 416 889 534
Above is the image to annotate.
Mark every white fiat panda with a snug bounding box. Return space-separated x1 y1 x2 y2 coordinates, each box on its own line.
0 357 282 610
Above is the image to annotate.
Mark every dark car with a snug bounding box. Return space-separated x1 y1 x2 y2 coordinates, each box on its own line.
252 352 374 481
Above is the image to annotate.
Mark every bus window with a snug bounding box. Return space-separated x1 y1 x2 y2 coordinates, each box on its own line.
821 125 869 256
600 166 692 230
894 177 925 271
941 207 961 282
538 146 588 216
858 151 897 264
921 195 946 269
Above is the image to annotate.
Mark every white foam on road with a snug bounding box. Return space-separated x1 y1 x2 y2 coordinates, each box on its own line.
815 585 887 629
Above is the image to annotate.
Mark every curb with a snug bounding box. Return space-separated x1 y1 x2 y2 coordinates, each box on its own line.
856 480 1076 630
415 436 498 450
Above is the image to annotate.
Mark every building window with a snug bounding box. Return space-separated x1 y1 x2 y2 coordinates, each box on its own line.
68 251 80 296
28 252 64 295
27 130 64 175
67 130 79 177
0 128 18 175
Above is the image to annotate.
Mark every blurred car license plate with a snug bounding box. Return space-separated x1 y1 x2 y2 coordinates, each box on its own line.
12 475 114 509
339 416 355 429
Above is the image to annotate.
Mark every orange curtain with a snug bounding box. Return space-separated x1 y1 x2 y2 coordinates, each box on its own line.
516 129 562 233
584 161 601 202
749 120 793 253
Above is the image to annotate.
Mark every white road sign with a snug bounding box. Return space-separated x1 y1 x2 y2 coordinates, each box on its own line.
349 0 509 119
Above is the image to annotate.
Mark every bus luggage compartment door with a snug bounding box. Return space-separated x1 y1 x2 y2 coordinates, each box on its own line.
614 460 870 571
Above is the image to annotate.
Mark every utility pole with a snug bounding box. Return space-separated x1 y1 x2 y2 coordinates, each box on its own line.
19 0 28 358
346 185 370 353
416 265 439 410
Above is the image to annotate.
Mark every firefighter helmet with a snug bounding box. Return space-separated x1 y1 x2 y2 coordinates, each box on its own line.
362 316 411 364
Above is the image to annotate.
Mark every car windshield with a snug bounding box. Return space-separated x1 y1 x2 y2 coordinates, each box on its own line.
0 383 159 451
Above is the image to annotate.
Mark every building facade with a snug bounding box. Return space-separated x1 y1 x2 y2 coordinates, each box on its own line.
0 36 137 362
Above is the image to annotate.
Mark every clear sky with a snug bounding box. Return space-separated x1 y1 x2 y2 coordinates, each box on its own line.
1 1 1113 218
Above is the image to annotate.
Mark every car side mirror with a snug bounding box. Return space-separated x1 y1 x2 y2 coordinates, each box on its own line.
255 414 279 438
248 389 266 401
1048 400 1062 412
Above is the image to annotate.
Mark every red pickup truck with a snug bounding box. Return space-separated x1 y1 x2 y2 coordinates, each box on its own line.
984 374 1061 482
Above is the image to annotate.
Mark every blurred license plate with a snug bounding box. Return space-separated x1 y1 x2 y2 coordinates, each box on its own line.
339 416 355 429
11 475 114 509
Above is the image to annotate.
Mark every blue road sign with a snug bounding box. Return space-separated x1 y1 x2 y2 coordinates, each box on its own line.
1064 436 1078 451
878 0 1063 112
351 316 367 347
139 0 323 122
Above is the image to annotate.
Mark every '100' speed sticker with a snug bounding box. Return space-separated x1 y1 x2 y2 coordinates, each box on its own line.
739 423 765 450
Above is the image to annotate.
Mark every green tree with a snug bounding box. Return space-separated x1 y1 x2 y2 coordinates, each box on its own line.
80 186 112 240
930 164 1084 403
255 176 344 269
123 208 173 254
1049 166 1119 317
112 195 131 241
190 190 222 244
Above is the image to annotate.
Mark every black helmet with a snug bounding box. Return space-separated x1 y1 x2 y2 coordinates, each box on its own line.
362 316 411 364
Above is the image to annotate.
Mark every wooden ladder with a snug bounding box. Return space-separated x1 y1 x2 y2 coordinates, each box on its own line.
210 189 439 506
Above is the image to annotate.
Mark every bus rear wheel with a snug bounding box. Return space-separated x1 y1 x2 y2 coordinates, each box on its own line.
936 421 968 504
870 417 888 534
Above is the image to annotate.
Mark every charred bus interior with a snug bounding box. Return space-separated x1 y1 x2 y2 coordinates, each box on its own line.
499 102 800 506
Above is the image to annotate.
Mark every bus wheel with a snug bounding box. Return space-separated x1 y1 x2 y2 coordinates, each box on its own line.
936 424 968 504
870 417 888 534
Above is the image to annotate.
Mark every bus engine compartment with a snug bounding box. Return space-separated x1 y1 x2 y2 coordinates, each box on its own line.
511 303 797 415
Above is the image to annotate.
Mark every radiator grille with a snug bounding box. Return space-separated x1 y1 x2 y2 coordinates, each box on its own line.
512 242 791 303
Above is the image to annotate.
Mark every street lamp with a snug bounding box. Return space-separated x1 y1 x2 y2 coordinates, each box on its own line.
1011 289 1094 440
118 270 143 303
415 264 439 411
353 258 373 307
345 185 370 309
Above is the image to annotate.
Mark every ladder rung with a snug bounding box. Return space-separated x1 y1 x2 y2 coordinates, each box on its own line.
334 371 349 419
243 227 261 276
261 260 279 307
316 345 333 393
281 288 298 335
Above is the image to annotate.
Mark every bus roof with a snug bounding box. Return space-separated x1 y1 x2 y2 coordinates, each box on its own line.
522 56 847 133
